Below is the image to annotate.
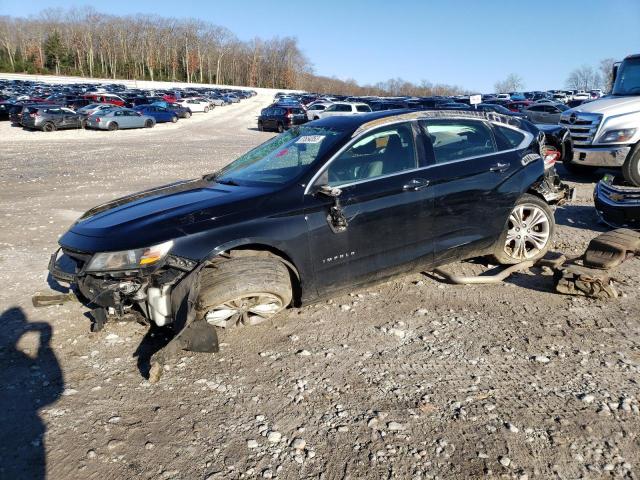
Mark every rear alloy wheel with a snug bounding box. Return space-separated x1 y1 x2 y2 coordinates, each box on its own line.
185 111 192 119
493 194 554 264
108 122 118 131
43 122 56 132
277 122 284 133
145 119 154 128
171 115 178 123
204 106 209 113
199 257 292 329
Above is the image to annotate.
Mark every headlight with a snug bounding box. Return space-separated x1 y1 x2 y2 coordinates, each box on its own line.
598 128 637 143
86 240 174 272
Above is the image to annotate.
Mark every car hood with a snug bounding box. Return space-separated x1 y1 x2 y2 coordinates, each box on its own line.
60 177 273 252
570 96 640 116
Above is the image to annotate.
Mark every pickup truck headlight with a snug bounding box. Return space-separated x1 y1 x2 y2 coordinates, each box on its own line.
598 128 637 143
86 240 174 272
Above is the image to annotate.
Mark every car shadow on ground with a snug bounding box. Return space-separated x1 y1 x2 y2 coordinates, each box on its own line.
555 203 608 232
132 325 176 379
0 307 63 480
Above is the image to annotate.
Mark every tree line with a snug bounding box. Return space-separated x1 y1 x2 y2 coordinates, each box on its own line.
0 8 468 97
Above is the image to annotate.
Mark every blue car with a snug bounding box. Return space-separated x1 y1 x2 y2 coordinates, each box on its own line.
133 105 178 123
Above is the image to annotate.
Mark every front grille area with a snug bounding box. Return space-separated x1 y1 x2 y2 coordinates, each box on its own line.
598 181 640 205
559 112 602 146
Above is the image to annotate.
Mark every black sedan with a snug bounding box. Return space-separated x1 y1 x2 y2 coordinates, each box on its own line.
49 110 571 359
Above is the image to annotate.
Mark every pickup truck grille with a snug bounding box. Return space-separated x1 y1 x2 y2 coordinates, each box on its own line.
559 112 602 146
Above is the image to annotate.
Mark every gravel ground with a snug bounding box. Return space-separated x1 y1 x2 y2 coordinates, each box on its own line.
0 89 639 480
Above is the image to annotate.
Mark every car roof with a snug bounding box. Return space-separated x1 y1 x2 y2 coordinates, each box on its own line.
312 109 536 137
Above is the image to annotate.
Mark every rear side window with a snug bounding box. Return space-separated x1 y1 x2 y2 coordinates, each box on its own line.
421 119 496 164
494 125 526 150
336 104 352 112
356 105 371 112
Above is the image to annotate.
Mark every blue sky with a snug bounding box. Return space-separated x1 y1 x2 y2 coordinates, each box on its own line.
1 0 638 92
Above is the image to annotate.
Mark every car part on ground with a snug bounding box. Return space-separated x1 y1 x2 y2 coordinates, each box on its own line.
555 265 618 298
553 228 639 299
583 228 640 269
433 260 534 285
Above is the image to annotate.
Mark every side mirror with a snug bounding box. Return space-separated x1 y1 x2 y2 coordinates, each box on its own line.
317 184 342 198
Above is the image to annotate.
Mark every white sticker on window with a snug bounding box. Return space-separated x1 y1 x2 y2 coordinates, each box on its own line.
296 135 325 144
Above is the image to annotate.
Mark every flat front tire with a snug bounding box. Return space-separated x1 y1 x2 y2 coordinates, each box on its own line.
493 194 555 265
199 257 292 329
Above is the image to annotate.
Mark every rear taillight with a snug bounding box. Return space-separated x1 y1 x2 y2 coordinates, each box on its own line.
95 117 100 122
542 146 561 169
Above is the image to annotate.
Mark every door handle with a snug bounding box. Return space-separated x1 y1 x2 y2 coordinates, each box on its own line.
403 178 430 191
489 162 510 173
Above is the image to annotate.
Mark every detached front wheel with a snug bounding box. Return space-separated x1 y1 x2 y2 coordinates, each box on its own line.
493 194 555 264
199 257 292 329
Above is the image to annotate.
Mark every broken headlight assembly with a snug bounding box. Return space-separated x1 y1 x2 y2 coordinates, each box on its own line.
85 240 174 272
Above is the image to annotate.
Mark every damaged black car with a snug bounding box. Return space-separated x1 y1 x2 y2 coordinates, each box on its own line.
48 110 572 363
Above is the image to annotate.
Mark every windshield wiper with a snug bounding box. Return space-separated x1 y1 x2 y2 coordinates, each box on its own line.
215 177 240 186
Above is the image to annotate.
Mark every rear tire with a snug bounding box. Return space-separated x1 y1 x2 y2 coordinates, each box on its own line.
492 194 555 265
145 119 154 128
171 115 178 123
621 144 640 187
43 122 56 132
204 106 209 113
198 257 292 329
277 122 284 133
258 121 264 131
185 111 191 119
108 122 118 131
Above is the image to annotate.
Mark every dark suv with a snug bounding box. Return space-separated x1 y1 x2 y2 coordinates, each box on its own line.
49 110 571 360
258 105 307 132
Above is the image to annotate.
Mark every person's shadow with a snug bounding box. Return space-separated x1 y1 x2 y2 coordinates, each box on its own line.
0 307 63 480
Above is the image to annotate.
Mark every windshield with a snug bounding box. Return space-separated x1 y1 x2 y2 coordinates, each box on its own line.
214 126 346 186
612 58 640 96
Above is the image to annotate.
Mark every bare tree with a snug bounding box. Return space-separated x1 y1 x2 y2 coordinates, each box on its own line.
598 58 617 92
494 73 524 93
566 65 602 91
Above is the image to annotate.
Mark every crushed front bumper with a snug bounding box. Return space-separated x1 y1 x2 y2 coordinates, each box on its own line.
571 145 631 168
48 247 201 327
594 177 640 229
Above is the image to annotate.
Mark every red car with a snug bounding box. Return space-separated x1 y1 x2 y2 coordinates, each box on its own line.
505 100 533 113
82 93 126 107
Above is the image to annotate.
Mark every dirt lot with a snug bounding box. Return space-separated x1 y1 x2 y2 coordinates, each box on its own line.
0 90 639 480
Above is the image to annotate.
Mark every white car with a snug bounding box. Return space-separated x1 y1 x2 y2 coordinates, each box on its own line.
496 93 511 101
571 91 590 102
316 102 371 119
177 99 211 113
306 102 332 121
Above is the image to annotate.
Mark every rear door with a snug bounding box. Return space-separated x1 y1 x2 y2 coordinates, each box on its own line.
419 118 525 264
305 121 434 294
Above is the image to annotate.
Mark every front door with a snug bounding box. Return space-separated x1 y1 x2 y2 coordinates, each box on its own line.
305 121 434 295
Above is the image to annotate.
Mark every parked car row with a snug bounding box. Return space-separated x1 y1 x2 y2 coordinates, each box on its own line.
0 78 257 132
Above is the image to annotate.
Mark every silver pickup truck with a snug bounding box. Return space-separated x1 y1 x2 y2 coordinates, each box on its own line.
560 54 640 186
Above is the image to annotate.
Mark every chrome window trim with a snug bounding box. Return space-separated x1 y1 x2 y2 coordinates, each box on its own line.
303 118 533 194
304 119 420 193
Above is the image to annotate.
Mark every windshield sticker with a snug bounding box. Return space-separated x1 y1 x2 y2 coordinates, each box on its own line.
296 135 325 144
275 148 289 157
